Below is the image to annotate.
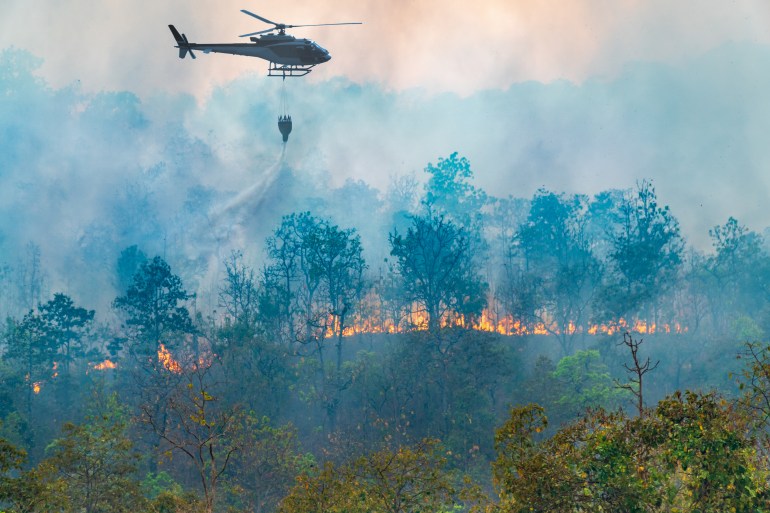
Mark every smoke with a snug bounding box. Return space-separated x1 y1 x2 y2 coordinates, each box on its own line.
3 0 768 99
2 39 770 316
195 144 287 302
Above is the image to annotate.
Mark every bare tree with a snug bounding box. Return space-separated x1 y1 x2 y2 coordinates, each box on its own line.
218 250 259 328
139 354 241 513
616 332 659 416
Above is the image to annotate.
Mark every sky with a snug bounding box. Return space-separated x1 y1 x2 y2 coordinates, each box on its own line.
1 0 770 308
3 1 769 97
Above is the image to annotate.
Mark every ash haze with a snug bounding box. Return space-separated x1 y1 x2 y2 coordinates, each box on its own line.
1 0 770 310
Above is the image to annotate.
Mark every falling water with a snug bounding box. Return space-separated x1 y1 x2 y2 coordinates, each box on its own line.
195 144 288 307
213 143 286 220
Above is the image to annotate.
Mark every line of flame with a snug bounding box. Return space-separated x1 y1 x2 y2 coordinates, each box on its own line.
320 306 687 339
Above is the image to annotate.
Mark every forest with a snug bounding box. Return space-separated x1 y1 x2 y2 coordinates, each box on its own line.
2 146 770 513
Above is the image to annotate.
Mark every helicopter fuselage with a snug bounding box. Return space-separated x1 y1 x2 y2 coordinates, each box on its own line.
174 31 330 66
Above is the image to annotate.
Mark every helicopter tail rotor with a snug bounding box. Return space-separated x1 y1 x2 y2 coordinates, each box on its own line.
169 25 196 59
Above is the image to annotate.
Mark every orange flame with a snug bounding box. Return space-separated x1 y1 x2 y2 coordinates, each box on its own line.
319 303 688 339
32 382 41 394
158 344 182 373
93 359 117 370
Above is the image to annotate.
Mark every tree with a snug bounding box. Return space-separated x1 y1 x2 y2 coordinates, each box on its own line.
739 341 770 429
227 416 313 513
552 349 628 418
44 393 145 513
115 245 147 296
706 218 767 333
0 432 67 513
502 189 601 355
616 332 658 416
113 256 194 356
139 355 241 513
15 242 46 314
260 212 367 433
305 219 367 369
4 293 93 385
260 212 320 344
493 392 769 513
422 153 489 282
4 293 96 425
599 180 684 321
423 152 487 229
218 250 259 330
649 391 766 512
279 439 462 513
4 311 50 422
37 293 94 375
0 434 27 501
389 213 487 332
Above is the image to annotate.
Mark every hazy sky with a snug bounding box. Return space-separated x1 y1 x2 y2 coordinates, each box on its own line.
2 0 770 301
2 0 768 97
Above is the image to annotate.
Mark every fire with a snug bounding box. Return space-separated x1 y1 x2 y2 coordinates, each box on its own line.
32 382 41 394
319 304 688 339
158 344 182 373
93 359 117 370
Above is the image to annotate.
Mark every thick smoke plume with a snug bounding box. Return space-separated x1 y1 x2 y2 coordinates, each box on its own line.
1 40 770 316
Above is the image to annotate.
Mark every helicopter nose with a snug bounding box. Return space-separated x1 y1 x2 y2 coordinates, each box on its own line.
321 52 331 63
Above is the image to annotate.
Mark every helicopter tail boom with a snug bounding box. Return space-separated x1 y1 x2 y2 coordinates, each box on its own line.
169 25 196 59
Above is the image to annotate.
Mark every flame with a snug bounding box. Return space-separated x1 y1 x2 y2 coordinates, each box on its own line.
93 359 117 370
311 292 688 339
32 382 41 394
52 361 58 378
197 351 214 369
317 304 687 339
158 344 182 373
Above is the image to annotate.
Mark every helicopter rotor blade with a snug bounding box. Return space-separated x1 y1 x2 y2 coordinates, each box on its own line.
239 28 277 38
240 10 279 26
285 22 363 28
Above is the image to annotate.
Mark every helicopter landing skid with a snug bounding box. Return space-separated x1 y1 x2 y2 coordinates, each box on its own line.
268 63 316 78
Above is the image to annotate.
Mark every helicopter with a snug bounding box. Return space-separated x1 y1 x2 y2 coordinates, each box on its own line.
168 10 361 77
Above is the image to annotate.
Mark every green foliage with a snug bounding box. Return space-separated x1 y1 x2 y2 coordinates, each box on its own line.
260 211 366 344
423 152 487 228
390 214 487 330
279 439 463 513
505 189 601 354
147 488 205 513
113 256 194 355
598 180 684 320
36 293 95 372
139 358 241 513
141 471 183 501
552 349 629 415
492 392 770 513
43 393 145 513
706 218 769 334
734 316 764 343
226 415 313 513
